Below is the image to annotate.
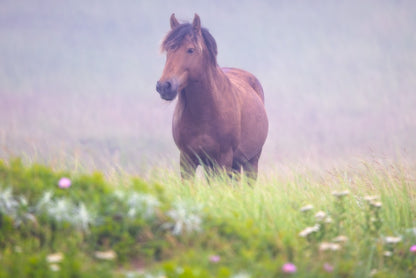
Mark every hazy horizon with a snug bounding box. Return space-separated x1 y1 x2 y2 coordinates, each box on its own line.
1 0 415 174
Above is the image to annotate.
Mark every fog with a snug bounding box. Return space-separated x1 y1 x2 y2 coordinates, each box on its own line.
1 0 415 173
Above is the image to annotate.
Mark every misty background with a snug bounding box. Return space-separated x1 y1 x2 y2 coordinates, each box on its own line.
1 0 415 174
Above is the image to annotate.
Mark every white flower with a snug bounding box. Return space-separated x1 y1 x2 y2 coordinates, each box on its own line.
333 235 348 243
231 272 251 278
370 201 382 208
50 264 60 271
370 269 378 277
300 204 314 212
95 250 117 260
324 216 333 224
0 188 19 215
299 224 320 237
383 251 393 257
364 196 379 202
72 203 95 232
319 242 341 251
36 191 53 210
163 201 203 235
48 198 73 222
46 252 64 263
332 190 350 198
315 211 326 221
127 193 160 219
385 236 402 244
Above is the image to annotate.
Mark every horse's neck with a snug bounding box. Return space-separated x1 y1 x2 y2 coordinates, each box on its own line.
179 66 230 117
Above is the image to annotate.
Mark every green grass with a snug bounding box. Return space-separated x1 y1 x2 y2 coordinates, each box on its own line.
0 158 415 277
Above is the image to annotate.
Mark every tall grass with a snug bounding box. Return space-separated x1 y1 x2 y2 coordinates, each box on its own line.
0 158 415 277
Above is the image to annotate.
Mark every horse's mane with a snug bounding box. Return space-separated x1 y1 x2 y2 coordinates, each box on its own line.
161 23 218 65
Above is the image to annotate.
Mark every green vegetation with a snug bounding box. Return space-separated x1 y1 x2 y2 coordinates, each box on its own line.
0 158 415 277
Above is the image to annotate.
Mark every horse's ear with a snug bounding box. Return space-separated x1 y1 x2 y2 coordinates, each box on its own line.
192 13 201 33
170 13 180 29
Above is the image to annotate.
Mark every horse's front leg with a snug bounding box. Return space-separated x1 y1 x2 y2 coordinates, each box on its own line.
179 152 198 179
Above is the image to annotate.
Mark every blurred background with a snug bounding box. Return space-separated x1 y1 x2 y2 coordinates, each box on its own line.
1 0 415 174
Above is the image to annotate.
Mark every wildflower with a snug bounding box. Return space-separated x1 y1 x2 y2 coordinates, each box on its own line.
73 203 94 232
231 272 251 278
127 193 160 219
58 177 71 188
0 188 18 216
319 242 341 251
282 263 297 273
163 201 203 235
370 201 382 208
370 269 378 276
323 263 334 272
385 236 402 244
299 224 320 237
50 198 73 222
46 252 64 263
315 211 326 221
300 204 313 212
94 250 117 260
333 235 348 243
209 255 220 263
36 191 53 210
332 190 349 198
49 264 60 272
364 196 379 202
409 245 416 253
324 216 333 224
383 251 393 257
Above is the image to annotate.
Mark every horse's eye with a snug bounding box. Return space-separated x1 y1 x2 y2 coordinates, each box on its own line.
187 48 195 54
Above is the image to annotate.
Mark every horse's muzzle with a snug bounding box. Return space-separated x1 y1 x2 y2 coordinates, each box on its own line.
156 80 178 101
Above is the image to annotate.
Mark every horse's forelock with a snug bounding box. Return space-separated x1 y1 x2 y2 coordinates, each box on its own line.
161 23 217 65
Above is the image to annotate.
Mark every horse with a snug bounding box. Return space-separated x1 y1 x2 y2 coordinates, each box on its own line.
156 13 268 181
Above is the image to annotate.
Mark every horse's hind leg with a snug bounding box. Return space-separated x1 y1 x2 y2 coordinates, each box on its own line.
243 151 262 183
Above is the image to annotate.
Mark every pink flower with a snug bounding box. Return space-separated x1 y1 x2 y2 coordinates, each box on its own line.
58 177 71 188
209 255 220 263
410 245 416 253
282 263 297 273
323 263 334 272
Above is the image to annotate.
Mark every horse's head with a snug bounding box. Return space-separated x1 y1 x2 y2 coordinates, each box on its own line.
156 13 217 101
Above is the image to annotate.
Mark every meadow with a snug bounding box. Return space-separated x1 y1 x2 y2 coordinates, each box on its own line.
1 1 416 277
0 157 415 277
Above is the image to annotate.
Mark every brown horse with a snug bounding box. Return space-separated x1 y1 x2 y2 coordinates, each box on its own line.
156 13 268 181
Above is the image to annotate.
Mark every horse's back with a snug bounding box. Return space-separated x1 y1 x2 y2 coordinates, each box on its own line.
222 67 265 103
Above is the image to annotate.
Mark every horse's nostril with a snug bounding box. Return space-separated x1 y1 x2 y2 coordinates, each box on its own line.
156 81 162 92
166 81 172 89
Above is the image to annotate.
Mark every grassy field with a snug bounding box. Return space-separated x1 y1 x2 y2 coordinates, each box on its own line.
1 1 416 277
0 158 415 277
